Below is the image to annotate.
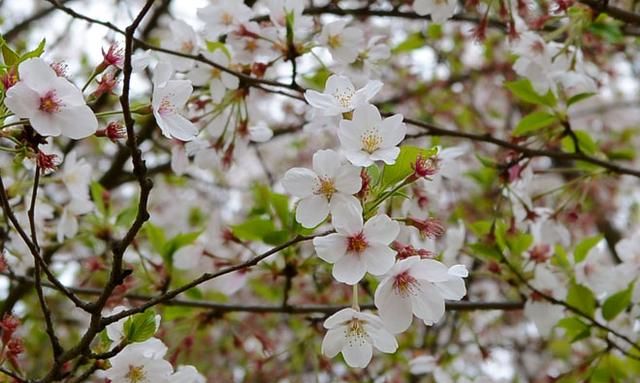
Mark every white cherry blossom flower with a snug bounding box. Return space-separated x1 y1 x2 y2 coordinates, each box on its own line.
5 58 98 139
304 74 382 117
152 63 199 141
161 19 199 72
61 151 92 196
227 22 278 65
319 20 364 64
171 365 206 383
374 256 467 333
313 203 399 284
198 0 253 40
187 50 239 103
321 307 398 368
413 0 458 23
338 104 406 166
103 338 173 383
524 267 566 337
57 197 93 242
282 149 361 228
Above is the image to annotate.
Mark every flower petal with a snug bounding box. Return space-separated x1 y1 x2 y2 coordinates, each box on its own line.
4 83 40 118
363 214 400 245
282 167 317 198
312 149 341 178
313 233 348 263
296 195 329 228
334 164 362 195
342 339 373 368
18 58 57 93
411 259 451 283
332 254 366 285
363 243 396 275
321 328 345 358
331 202 363 235
370 147 400 165
412 282 446 325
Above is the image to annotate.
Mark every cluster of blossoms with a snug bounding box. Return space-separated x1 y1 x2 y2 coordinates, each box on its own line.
280 73 468 367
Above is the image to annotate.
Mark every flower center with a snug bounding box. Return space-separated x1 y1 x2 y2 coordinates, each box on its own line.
327 34 342 49
125 365 147 383
393 271 419 297
361 128 382 153
39 91 63 113
211 68 222 79
314 176 336 199
332 89 354 109
531 40 546 55
221 12 234 26
345 318 368 346
347 232 368 254
245 40 259 53
157 96 176 116
180 40 194 54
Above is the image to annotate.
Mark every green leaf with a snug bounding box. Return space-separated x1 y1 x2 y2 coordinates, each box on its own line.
90 182 107 216
392 33 425 53
0 35 19 66
381 145 437 188
303 68 331 90
20 38 46 61
230 217 276 242
205 41 231 60
505 79 557 107
162 231 202 262
567 92 595 106
567 281 597 317
468 242 502 261
602 284 633 321
123 311 157 343
561 130 598 155
513 111 558 136
144 223 167 255
589 22 624 43
573 235 602 263
556 316 591 342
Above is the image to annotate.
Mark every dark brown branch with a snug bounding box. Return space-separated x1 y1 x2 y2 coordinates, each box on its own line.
0 271 525 313
28 166 63 358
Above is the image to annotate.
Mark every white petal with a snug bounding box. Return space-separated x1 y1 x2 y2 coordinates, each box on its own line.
333 164 362 195
338 119 363 151
305 90 339 115
412 282 446 325
312 149 341 178
376 285 413 333
352 80 383 107
324 307 358 328
363 214 399 245
363 244 396 275
321 328 344 358
30 112 61 136
370 147 400 165
411 259 451 283
324 74 355 96
448 264 468 278
344 150 374 167
4 83 40 118
366 324 398 353
282 167 317 198
331 202 363 235
342 339 373 368
333 254 367 285
296 195 329 228
379 114 406 146
18 58 57 93
156 112 198 141
435 277 467 300
313 233 348 263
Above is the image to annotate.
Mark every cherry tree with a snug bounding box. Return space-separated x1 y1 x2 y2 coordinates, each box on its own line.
0 0 640 382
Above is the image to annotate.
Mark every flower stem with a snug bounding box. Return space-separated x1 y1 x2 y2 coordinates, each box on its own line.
81 70 100 92
352 284 359 311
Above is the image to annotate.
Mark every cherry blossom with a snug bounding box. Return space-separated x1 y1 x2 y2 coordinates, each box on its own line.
413 0 458 23
338 104 406 166
187 50 239 103
198 0 253 40
161 19 199 72
321 308 398 368
374 256 468 333
152 63 199 141
318 20 364 64
4 58 98 139
313 203 399 284
304 74 382 117
282 149 361 228
524 267 567 337
103 338 173 383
